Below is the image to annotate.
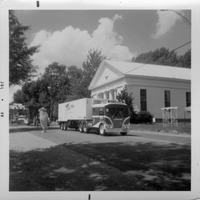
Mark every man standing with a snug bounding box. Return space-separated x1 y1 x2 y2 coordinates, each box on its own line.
39 107 49 133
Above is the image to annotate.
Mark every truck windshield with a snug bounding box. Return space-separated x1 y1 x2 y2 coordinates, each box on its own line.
105 105 130 118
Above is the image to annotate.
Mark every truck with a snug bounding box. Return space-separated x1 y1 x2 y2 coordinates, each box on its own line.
58 98 130 136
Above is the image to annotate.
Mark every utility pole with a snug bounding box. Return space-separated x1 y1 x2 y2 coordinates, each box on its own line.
47 86 53 121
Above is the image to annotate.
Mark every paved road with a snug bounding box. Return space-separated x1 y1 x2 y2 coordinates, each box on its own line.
10 125 191 152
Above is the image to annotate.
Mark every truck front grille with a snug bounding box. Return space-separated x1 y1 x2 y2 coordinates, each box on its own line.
112 119 123 128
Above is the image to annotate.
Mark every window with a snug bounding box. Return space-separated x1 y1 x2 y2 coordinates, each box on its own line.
92 107 104 115
164 90 171 107
186 92 191 107
140 89 147 111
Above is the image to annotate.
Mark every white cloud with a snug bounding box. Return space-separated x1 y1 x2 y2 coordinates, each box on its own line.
30 14 136 73
153 10 183 39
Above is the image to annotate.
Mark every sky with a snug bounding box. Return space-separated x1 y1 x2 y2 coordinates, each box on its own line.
10 9 191 102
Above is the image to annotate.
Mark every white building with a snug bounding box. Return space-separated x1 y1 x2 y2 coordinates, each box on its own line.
89 60 191 119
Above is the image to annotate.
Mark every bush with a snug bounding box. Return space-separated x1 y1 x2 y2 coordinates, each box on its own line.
131 111 153 124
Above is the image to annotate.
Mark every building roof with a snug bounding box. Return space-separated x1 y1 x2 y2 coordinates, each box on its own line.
105 60 191 80
89 59 191 90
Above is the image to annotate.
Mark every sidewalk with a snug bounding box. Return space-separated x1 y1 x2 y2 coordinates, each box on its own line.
10 132 57 152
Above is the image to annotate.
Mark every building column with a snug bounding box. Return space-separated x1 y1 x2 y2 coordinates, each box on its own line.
113 89 117 100
104 91 109 99
98 93 103 99
91 94 97 99
110 89 114 100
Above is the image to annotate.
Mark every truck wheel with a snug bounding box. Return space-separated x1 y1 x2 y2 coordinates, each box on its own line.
79 123 83 133
120 132 127 136
99 124 105 136
64 123 67 131
61 123 65 130
83 123 88 133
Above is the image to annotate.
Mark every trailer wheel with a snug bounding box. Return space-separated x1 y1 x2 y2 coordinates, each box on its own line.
99 124 105 136
79 123 83 133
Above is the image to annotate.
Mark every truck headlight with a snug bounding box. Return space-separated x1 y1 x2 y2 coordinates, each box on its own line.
123 124 129 129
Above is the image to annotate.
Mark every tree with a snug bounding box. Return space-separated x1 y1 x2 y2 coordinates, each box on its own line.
116 86 134 112
43 62 69 101
13 89 24 103
66 65 84 101
13 62 70 121
19 80 42 122
9 10 39 85
133 47 191 68
178 49 191 68
42 62 70 120
81 49 106 97
65 49 106 101
134 47 179 66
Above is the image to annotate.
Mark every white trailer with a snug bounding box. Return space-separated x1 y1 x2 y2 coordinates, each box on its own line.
58 98 130 135
58 98 93 130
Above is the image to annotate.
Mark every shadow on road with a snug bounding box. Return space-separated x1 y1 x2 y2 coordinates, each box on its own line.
10 141 191 191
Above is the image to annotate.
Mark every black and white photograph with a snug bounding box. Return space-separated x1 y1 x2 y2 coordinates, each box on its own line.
0 0 200 200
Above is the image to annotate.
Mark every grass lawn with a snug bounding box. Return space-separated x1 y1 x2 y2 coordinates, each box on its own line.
130 122 191 135
10 141 191 191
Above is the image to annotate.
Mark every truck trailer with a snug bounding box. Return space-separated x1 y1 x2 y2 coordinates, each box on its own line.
58 98 130 135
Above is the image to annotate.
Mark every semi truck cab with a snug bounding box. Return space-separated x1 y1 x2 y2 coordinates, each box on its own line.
80 99 130 135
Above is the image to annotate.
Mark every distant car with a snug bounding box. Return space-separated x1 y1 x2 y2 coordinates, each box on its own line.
10 119 20 124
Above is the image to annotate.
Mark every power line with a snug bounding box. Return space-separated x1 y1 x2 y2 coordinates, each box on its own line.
169 41 191 53
160 10 191 27
126 41 191 74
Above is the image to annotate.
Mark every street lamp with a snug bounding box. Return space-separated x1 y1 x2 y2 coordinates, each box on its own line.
160 10 191 27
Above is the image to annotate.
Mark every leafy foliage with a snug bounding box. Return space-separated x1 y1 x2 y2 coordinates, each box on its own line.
81 49 106 97
116 86 134 111
65 49 106 101
19 80 48 121
116 86 136 123
42 62 70 119
66 65 84 101
116 87 153 124
13 89 24 103
178 49 191 68
9 11 39 85
42 62 69 102
13 49 106 120
132 111 153 124
133 47 191 68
